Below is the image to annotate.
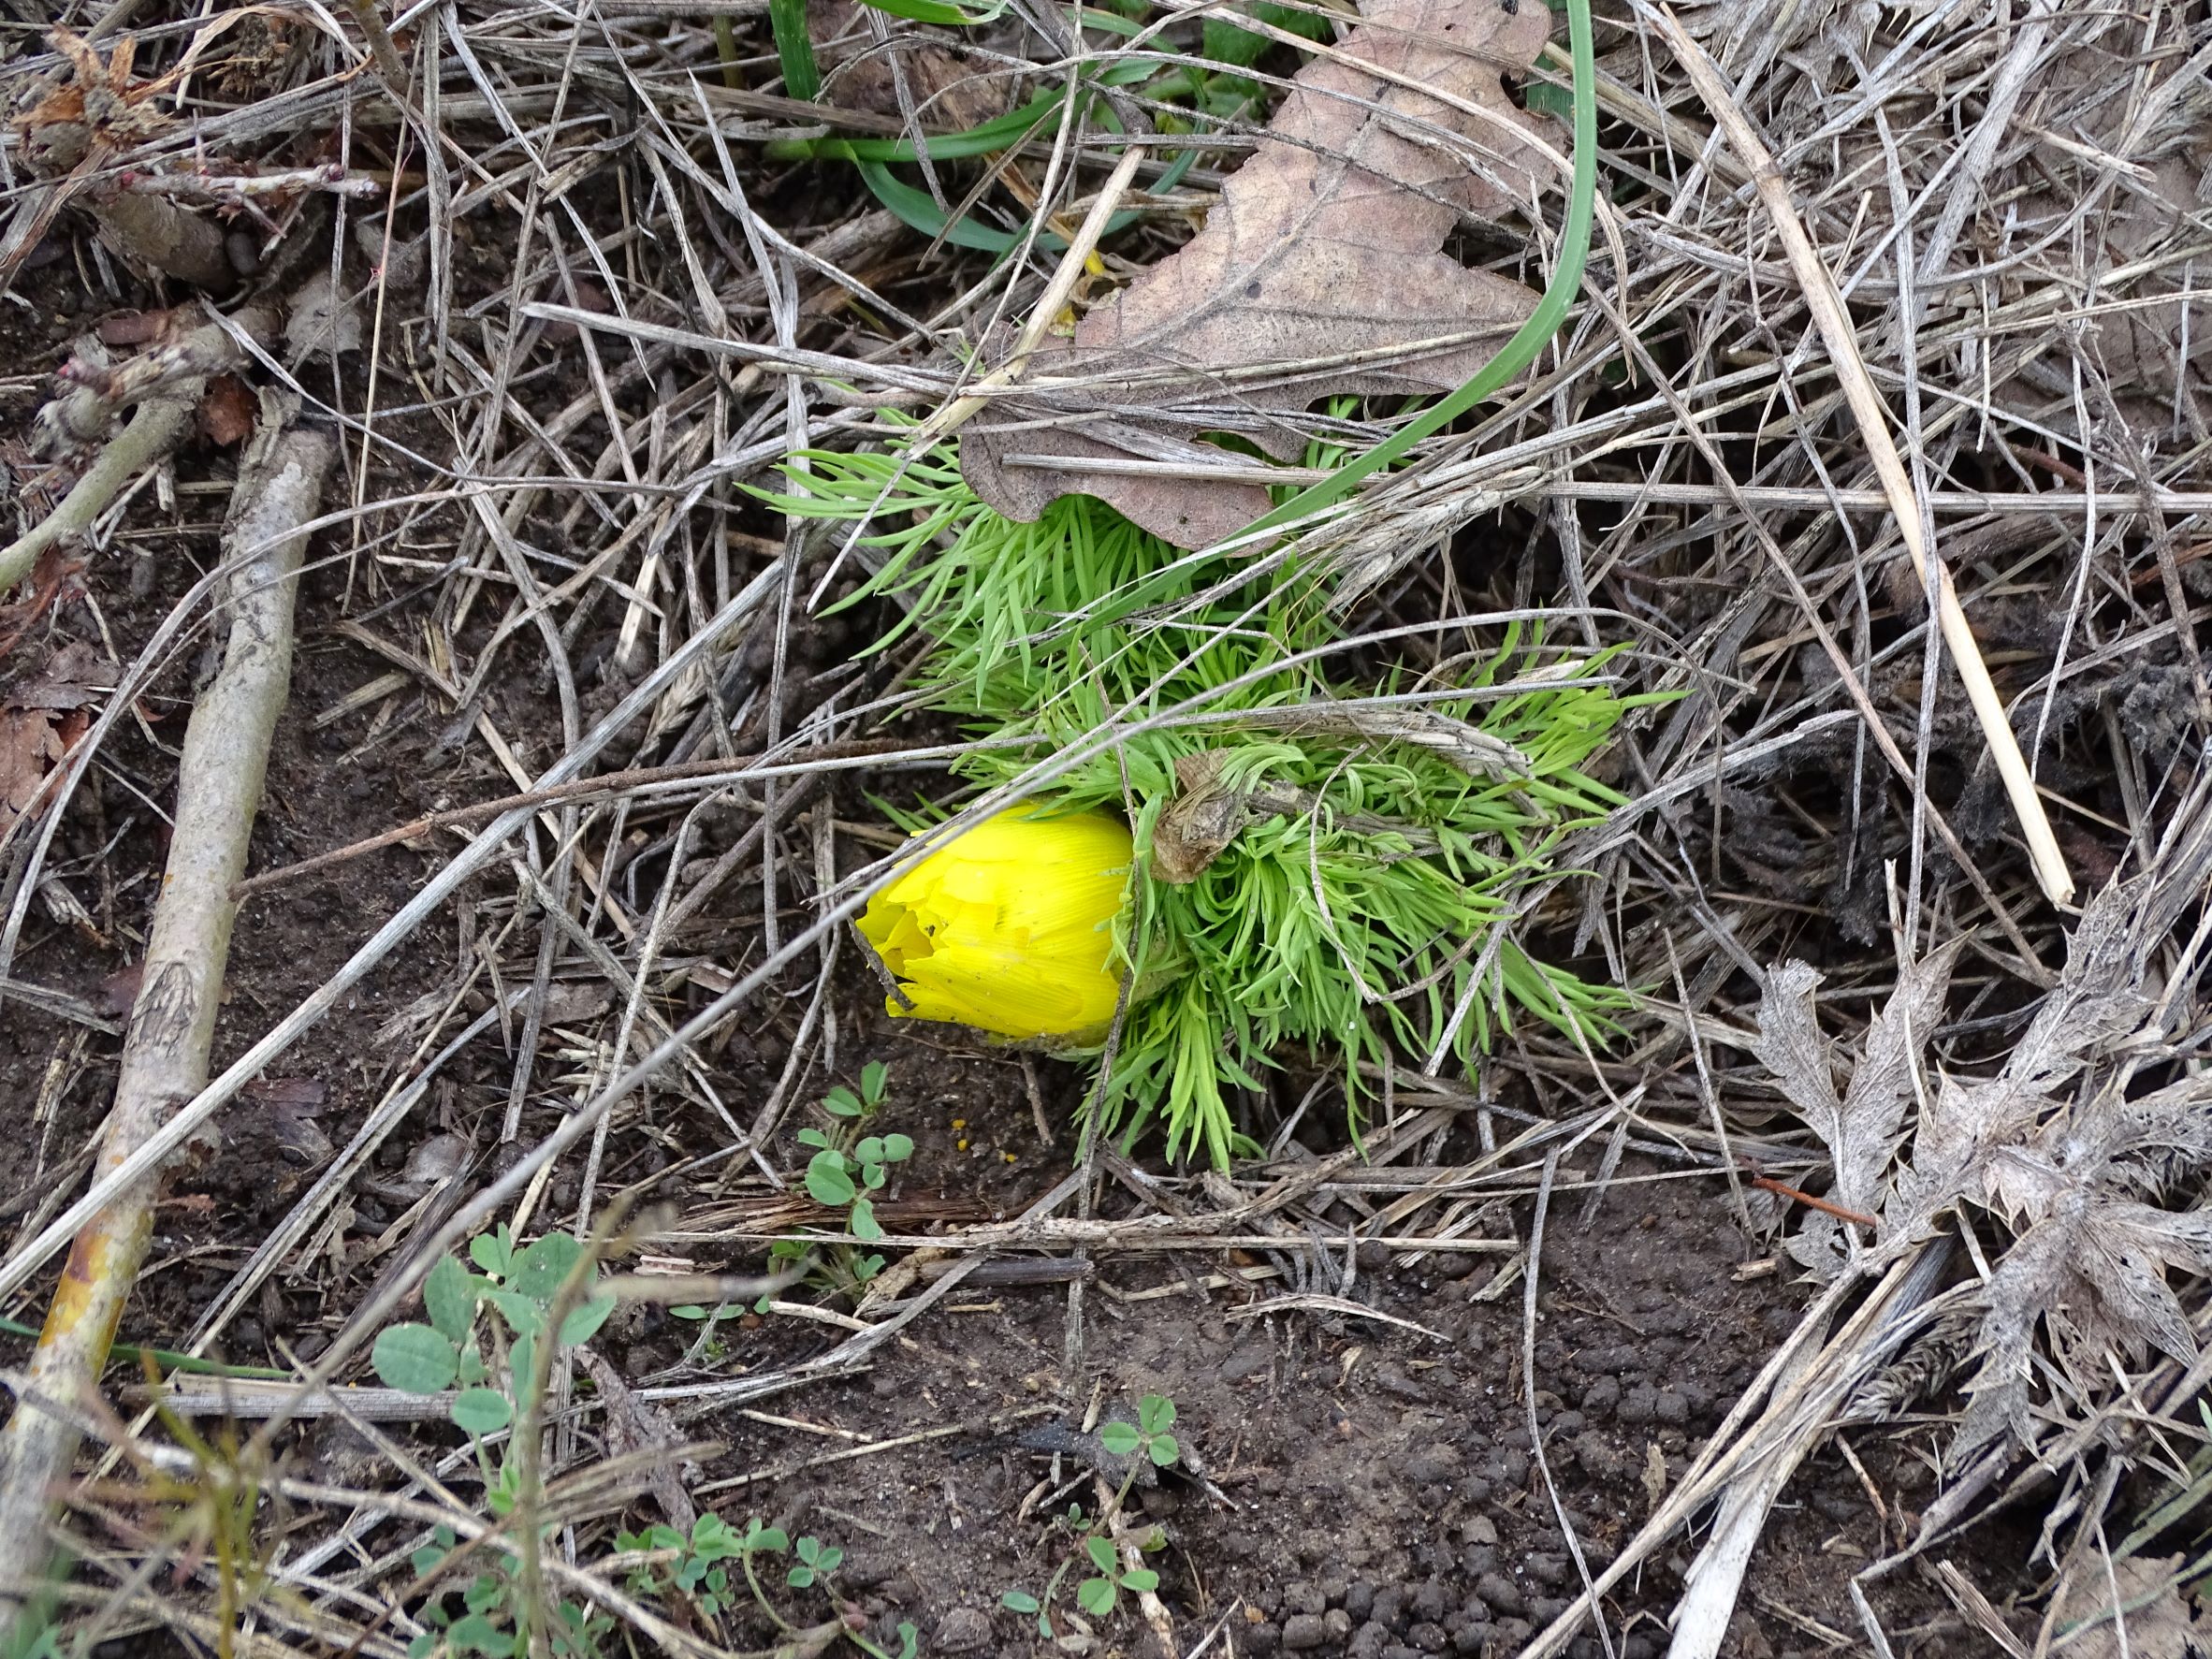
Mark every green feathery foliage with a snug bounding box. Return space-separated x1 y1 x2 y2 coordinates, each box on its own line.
753 0 1611 1162
760 441 1646 1165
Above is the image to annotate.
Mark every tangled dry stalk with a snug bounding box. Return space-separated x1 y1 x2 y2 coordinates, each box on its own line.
0 0 2207 1654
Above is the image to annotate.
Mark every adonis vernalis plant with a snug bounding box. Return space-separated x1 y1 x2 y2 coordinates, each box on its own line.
858 810 1133 1041
763 435 1645 1166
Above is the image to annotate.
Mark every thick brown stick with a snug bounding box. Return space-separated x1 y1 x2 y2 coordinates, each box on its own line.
0 400 331 1633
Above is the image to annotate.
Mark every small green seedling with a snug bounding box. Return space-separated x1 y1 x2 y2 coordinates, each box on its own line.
374 1228 617 1521
381 1230 622 1656
409 1525 610 1659
616 1513 787 1620
668 1301 739 1361
615 1511 915 1658
786 1535 842 1589
798 1061 912 1241
1075 1532 1160 1618
1001 1395 1178 1637
770 1064 915 1301
1099 1393 1181 1469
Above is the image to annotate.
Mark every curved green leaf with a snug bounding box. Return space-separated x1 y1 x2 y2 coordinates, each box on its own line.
560 1292 617 1346
807 1152 857 1207
508 1233 584 1301
452 1388 515 1434
373 1324 458 1393
424 1255 476 1344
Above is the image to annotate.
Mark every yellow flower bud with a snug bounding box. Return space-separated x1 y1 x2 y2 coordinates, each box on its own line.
857 811 1133 1041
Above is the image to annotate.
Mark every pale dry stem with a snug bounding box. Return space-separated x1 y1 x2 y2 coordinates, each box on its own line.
0 398 331 1640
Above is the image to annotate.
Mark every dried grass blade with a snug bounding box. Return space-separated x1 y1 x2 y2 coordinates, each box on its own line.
1652 3 2074 908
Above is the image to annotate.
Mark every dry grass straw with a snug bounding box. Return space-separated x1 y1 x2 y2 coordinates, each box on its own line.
0 0 2204 1652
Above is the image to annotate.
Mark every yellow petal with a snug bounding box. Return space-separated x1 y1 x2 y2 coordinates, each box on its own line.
857 810 1132 1041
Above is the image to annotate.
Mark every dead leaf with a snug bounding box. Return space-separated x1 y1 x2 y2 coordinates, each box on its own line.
1752 961 1842 1139
1899 880 2154 1225
1830 940 1960 1215
540 981 615 1026
13 29 174 155
0 642 109 835
197 372 255 445
1768 867 2212 1464
0 549 90 654
7 639 117 709
1754 942 1960 1275
393 1132 472 1199
959 0 1553 548
1953 1070 2212 1461
2054 1555 2212 1659
284 269 361 360
228 1079 334 1169
0 707 63 835
96 962 142 1018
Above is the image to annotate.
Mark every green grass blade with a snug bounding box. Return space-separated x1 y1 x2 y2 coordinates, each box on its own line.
859 159 1027 251
859 0 1008 21
0 1316 292 1380
770 0 821 101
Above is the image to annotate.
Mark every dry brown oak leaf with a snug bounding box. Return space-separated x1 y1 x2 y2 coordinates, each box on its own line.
959 0 1552 549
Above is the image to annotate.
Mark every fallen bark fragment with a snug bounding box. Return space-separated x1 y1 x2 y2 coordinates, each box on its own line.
0 396 332 1639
